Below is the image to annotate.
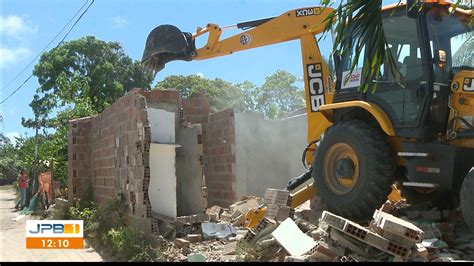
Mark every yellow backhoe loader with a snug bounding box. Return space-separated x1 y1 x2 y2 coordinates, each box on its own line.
141 1 474 230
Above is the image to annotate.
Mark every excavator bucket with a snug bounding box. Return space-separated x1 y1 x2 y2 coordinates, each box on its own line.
141 25 195 74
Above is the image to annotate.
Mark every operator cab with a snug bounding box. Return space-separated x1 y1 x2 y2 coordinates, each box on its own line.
334 2 473 140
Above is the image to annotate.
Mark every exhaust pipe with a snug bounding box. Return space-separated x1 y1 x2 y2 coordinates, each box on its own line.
141 25 196 75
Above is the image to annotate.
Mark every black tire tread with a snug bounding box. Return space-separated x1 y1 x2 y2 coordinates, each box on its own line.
313 120 395 220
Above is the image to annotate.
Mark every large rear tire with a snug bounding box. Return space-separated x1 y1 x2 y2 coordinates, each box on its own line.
460 168 474 232
313 120 395 221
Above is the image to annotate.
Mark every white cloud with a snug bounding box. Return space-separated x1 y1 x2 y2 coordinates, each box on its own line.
0 15 38 38
0 47 32 69
196 72 204 78
111 16 128 28
6 131 20 145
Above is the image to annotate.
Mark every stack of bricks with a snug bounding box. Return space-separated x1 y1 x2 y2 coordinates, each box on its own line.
264 189 294 222
370 209 424 250
203 109 236 207
321 210 418 259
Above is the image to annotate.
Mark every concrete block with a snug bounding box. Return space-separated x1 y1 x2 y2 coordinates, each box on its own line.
271 218 317 257
372 209 424 243
264 189 290 206
174 238 191 249
265 204 294 221
322 211 411 258
329 229 368 256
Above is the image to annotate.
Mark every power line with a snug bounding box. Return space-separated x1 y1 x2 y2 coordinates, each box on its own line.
0 0 95 105
2 0 90 93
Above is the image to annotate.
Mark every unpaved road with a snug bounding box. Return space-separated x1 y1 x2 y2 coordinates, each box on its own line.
0 186 104 262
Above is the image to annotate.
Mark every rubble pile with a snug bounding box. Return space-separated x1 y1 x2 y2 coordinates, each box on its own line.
155 189 474 262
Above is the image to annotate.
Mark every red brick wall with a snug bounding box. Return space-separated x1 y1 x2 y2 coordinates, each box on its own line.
68 89 236 223
68 91 152 218
204 109 237 207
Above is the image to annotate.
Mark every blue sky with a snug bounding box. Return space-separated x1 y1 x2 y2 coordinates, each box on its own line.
1 0 399 141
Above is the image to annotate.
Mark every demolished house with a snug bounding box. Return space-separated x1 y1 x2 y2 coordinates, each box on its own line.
67 89 474 262
67 89 307 235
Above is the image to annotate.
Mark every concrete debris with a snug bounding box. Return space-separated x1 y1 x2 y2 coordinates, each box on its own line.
322 210 411 258
174 238 191 249
177 213 209 225
409 243 429 262
284 255 308 262
264 189 290 206
307 242 338 262
422 238 448 249
186 234 203 243
271 217 317 256
229 198 260 216
201 222 238 240
221 241 238 255
206 205 223 222
435 222 455 245
153 187 473 262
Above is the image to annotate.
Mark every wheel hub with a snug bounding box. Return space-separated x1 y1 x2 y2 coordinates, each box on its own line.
335 158 355 180
323 143 360 195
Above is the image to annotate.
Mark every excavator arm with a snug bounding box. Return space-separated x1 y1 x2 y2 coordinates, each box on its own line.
143 6 335 161
142 6 337 228
142 7 334 71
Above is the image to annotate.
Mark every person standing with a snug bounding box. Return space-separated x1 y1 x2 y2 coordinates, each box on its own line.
15 170 28 210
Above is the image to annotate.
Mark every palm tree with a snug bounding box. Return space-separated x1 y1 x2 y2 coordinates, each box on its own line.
323 0 469 93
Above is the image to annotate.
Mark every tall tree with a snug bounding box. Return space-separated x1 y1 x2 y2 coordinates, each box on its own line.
155 75 253 112
31 36 153 116
252 70 305 119
21 36 153 184
155 70 305 119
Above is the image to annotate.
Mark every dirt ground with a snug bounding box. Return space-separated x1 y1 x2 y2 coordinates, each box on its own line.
0 186 105 262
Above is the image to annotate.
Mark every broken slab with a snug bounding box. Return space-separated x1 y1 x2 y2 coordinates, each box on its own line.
271 217 317 257
372 209 424 243
201 222 238 240
321 211 411 258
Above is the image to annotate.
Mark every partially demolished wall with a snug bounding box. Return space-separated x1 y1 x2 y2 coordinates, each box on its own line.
68 89 308 231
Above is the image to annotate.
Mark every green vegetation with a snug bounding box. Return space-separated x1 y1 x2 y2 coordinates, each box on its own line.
156 69 305 120
51 193 161 262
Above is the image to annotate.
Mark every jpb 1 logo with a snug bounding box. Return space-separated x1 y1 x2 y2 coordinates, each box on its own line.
26 220 84 249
